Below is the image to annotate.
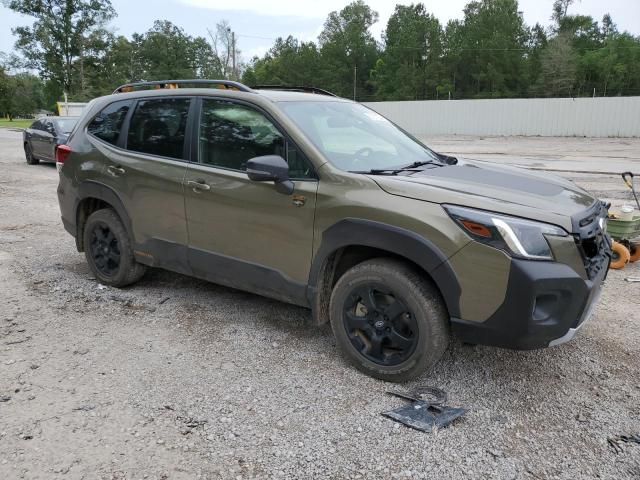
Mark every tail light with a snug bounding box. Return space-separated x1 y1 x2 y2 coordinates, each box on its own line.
56 144 72 172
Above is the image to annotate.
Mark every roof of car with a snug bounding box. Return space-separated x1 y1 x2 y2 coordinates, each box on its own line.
108 87 350 103
108 80 350 104
252 89 349 102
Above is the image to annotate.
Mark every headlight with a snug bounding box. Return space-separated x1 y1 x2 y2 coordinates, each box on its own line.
444 205 568 260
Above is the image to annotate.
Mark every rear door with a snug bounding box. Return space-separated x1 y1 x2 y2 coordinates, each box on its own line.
28 120 46 157
40 120 57 161
86 96 193 273
183 97 318 304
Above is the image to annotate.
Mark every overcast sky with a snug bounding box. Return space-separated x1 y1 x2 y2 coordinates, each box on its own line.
1 0 639 61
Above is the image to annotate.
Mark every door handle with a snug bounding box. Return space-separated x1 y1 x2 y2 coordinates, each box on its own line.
186 180 211 192
107 165 125 177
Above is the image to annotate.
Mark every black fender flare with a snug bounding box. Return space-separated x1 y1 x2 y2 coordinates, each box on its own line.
307 218 461 319
74 181 134 250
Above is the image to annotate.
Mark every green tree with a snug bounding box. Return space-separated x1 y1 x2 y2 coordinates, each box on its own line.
525 23 548 95
455 0 529 98
6 0 116 98
0 65 11 119
132 20 217 81
242 36 321 87
535 33 577 96
317 0 379 100
373 3 444 101
0 72 44 119
580 31 640 97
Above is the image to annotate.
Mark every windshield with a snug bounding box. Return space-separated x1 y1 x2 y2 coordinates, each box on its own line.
54 118 78 133
278 101 440 171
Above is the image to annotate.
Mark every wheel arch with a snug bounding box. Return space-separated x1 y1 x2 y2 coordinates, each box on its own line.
74 182 133 252
307 219 461 325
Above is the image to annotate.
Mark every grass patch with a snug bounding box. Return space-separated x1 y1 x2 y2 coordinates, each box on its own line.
0 119 34 129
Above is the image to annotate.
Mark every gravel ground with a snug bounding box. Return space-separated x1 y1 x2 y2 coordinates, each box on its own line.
0 128 639 479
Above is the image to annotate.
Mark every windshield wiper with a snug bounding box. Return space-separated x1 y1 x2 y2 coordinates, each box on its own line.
348 160 444 176
400 160 444 169
348 168 423 175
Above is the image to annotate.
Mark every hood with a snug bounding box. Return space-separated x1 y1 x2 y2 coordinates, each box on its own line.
370 158 596 229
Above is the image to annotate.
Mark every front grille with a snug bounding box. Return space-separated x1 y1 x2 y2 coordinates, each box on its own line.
572 201 611 280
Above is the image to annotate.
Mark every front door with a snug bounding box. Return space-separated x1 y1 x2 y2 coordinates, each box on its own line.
183 98 318 305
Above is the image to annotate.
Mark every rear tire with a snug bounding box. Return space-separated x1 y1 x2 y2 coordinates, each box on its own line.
25 143 39 165
329 258 449 382
83 209 146 287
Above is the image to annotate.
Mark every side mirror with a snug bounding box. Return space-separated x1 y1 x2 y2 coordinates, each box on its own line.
246 155 294 195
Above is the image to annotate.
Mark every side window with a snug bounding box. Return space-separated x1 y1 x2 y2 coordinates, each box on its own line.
87 100 132 146
31 120 42 130
127 98 191 159
286 142 313 180
199 99 314 179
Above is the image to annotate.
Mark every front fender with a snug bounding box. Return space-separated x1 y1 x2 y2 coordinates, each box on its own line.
307 218 461 321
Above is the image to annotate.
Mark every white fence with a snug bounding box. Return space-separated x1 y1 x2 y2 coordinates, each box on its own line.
363 96 640 137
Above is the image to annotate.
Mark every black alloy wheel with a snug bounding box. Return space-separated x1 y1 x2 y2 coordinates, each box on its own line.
342 283 418 366
88 221 121 277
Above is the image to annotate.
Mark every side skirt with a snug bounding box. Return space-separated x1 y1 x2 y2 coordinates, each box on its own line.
134 238 309 308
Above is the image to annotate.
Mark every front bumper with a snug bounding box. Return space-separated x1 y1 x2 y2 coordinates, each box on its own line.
451 257 608 350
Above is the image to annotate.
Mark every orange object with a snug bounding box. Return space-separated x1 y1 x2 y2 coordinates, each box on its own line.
610 241 631 269
460 220 492 238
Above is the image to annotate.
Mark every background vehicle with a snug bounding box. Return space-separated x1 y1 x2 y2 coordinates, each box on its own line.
23 116 78 165
56 80 610 382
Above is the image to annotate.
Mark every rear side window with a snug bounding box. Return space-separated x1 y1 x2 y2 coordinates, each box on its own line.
87 100 132 146
126 98 191 159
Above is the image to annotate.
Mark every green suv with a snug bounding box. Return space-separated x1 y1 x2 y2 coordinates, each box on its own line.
56 80 611 381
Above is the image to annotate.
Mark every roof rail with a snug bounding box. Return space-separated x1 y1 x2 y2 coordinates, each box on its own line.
112 79 253 94
250 85 338 97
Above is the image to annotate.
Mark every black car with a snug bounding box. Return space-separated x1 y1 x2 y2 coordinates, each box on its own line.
23 117 78 165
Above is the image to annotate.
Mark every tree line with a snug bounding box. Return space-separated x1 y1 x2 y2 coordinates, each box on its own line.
244 0 640 101
1 0 639 118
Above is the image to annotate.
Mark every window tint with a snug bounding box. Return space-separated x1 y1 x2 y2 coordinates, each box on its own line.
31 120 42 130
87 100 132 146
199 99 313 178
127 98 191 159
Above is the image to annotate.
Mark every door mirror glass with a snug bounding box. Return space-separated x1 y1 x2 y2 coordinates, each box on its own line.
246 155 294 194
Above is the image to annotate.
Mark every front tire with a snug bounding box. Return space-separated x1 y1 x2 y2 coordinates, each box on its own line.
83 209 146 287
25 143 39 165
329 258 449 382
